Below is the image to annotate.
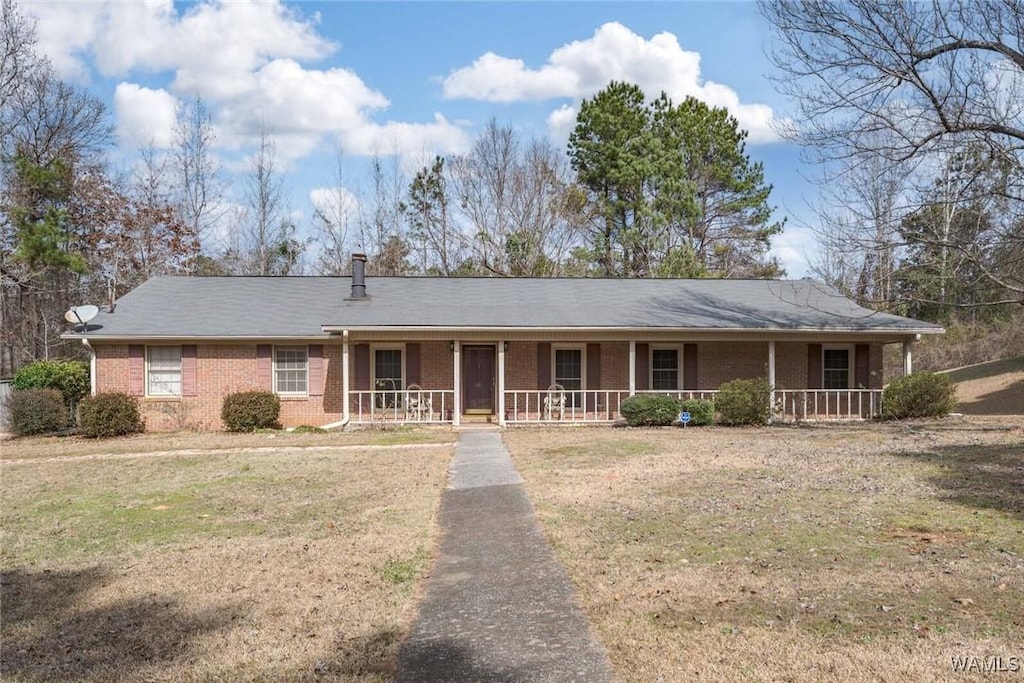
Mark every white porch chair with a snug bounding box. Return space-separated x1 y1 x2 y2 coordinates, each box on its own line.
405 384 433 421
543 383 566 420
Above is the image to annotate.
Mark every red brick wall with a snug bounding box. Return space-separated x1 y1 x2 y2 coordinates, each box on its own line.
92 338 887 430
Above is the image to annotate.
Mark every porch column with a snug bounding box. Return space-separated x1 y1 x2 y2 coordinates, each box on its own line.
767 340 776 423
628 341 636 396
342 331 350 423
903 339 914 376
497 340 506 427
452 341 461 427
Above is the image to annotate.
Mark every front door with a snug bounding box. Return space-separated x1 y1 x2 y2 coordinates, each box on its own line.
463 346 495 414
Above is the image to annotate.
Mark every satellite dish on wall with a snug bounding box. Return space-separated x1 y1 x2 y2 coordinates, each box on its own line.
65 304 99 329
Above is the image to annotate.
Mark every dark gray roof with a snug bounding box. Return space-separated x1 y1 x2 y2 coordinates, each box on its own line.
65 276 943 339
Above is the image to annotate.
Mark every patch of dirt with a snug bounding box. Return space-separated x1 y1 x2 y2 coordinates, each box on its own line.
944 357 1024 415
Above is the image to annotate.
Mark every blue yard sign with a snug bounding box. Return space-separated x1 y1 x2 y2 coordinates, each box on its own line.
679 411 691 426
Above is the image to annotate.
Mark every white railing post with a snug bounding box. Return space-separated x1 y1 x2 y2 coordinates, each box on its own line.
452 341 461 427
342 332 350 424
628 341 636 396
498 341 506 427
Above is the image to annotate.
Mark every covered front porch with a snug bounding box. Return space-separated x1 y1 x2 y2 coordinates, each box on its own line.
337 335 917 426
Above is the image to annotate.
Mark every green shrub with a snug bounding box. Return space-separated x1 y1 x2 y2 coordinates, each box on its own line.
620 394 681 427
716 378 772 425
221 391 280 432
13 359 89 404
881 371 957 420
291 425 326 434
78 392 143 438
679 398 715 426
7 388 68 436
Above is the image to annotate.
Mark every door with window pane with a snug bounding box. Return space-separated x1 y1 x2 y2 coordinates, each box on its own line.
374 349 403 407
554 348 583 409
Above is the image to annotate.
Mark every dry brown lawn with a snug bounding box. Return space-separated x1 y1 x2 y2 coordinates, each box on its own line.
1 438 454 682
506 418 1024 682
0 426 454 461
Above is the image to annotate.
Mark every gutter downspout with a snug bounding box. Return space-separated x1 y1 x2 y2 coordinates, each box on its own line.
321 330 351 430
82 338 96 396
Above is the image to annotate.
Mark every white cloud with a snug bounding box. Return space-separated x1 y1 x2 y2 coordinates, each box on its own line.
310 186 361 222
443 21 780 143
113 83 178 149
546 104 578 145
340 113 472 168
26 0 462 164
771 225 814 278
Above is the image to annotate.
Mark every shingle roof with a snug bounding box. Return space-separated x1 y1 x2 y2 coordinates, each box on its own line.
64 276 943 339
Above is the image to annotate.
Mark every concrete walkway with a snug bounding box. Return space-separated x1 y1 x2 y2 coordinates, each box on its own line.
395 430 614 683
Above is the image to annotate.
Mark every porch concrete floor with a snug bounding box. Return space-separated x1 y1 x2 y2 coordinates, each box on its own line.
395 430 614 682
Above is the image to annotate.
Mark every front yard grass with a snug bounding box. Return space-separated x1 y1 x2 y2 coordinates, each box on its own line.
1 425 454 461
1 439 453 682
506 419 1024 682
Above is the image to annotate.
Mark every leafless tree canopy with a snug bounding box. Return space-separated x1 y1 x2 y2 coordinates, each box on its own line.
763 0 1024 304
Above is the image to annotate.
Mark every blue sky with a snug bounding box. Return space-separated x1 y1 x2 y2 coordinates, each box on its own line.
26 0 819 275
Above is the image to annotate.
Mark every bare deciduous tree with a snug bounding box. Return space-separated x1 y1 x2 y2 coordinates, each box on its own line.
762 0 1024 303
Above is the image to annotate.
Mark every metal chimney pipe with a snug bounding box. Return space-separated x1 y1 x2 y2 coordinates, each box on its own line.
351 253 367 299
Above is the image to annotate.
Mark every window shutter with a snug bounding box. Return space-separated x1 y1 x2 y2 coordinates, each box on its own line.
181 345 197 396
128 345 144 396
855 344 870 389
683 343 698 390
308 344 324 396
586 343 601 390
635 343 649 391
406 343 421 386
586 343 601 411
807 344 822 389
257 345 272 390
537 342 551 389
354 344 370 390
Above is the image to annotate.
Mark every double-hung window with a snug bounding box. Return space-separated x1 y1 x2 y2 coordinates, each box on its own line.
651 348 680 391
553 347 583 409
274 346 308 395
823 348 851 390
148 346 182 396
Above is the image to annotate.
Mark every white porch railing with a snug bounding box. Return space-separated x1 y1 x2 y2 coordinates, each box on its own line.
774 389 883 422
349 389 455 424
636 389 720 402
504 389 631 423
343 388 883 425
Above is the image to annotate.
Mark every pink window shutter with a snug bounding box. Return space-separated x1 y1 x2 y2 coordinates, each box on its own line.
181 345 197 396
128 345 145 396
308 344 324 396
256 345 272 390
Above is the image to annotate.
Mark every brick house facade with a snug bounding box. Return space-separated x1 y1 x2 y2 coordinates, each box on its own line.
67 261 940 430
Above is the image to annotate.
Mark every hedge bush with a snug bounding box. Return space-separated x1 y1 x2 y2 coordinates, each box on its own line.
13 359 89 405
78 392 143 438
881 371 957 420
620 394 680 427
221 391 281 432
716 377 772 425
7 388 68 436
679 398 715 426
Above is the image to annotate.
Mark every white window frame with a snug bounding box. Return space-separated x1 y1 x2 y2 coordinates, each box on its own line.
822 344 853 390
649 345 682 391
146 345 182 397
371 344 405 392
273 345 309 396
551 344 586 408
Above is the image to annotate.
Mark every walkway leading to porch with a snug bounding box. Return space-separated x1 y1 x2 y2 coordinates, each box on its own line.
395 429 614 682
